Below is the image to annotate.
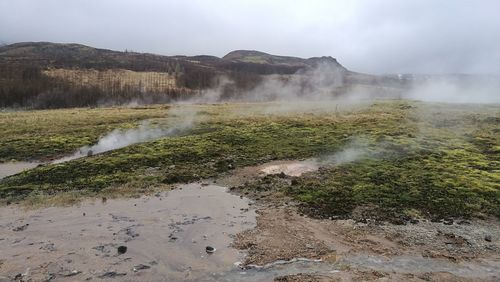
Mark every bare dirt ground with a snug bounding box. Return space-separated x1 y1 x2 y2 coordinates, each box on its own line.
223 160 500 281
233 206 499 281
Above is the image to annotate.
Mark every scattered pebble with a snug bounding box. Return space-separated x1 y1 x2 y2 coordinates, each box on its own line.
206 246 216 253
117 245 127 255
13 224 29 232
62 270 81 277
133 264 151 272
98 271 126 278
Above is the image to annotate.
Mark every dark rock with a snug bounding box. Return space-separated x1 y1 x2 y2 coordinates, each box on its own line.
87 150 93 157
40 243 56 252
205 246 216 253
117 245 127 255
484 235 492 242
98 271 126 278
12 224 29 232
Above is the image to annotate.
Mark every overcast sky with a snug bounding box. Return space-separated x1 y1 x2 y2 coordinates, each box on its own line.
1 0 499 74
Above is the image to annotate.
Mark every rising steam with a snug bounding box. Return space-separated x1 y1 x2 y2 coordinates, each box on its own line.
53 106 199 163
405 75 500 104
318 138 376 166
53 61 500 165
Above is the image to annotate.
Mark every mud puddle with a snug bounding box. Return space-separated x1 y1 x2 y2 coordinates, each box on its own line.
0 162 40 179
218 159 320 188
0 184 257 281
259 160 319 177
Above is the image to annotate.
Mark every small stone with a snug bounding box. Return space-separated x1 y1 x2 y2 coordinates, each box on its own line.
443 219 453 225
62 270 81 277
484 235 492 242
206 246 216 253
13 224 29 232
133 264 151 272
117 245 127 255
98 271 126 278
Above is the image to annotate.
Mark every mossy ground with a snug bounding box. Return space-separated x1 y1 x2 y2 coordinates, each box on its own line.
0 101 498 220
0 105 169 162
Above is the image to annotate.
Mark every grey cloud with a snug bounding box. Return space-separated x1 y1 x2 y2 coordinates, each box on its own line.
1 0 499 74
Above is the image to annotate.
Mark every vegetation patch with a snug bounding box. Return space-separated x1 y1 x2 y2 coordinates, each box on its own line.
0 105 168 161
0 101 498 221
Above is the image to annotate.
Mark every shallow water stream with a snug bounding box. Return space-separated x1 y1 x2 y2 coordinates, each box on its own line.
0 184 258 280
343 255 500 279
0 162 40 179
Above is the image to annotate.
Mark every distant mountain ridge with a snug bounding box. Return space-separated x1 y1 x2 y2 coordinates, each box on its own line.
223 50 347 70
0 42 402 109
0 42 348 72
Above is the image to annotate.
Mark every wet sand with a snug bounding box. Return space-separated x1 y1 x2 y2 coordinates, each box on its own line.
0 184 256 281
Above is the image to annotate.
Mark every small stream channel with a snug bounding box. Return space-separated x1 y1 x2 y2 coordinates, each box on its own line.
0 162 41 179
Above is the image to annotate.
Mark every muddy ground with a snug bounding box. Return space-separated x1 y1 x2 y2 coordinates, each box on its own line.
223 160 500 281
234 206 499 281
0 160 499 281
0 184 256 281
